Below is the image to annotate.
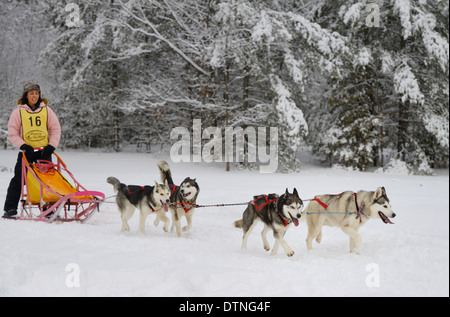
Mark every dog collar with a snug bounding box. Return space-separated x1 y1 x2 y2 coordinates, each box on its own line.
278 213 290 227
147 202 156 213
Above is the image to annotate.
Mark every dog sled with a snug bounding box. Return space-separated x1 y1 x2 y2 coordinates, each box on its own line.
17 151 105 223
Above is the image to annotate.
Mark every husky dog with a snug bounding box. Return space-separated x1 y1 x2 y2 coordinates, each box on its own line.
234 189 303 257
303 187 396 253
157 161 200 237
106 177 171 235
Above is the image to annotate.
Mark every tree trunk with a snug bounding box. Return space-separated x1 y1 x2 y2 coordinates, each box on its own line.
397 99 409 161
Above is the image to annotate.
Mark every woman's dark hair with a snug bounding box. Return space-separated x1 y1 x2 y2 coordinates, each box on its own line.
20 91 42 108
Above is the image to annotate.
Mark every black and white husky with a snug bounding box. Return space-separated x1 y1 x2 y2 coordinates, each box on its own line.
157 161 200 237
234 189 303 257
302 187 396 253
106 177 171 234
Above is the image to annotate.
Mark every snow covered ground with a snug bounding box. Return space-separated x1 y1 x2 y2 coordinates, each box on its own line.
0 149 448 297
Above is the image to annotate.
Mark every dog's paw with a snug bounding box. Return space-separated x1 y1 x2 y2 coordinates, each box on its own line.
286 250 295 257
263 244 270 251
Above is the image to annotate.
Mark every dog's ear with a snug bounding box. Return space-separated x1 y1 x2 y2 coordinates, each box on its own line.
293 188 299 197
374 187 383 200
285 188 289 195
155 180 159 187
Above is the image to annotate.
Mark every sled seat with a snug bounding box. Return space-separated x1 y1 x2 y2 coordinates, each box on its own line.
26 160 93 204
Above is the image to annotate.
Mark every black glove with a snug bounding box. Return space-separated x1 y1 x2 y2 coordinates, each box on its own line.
42 145 55 161
20 144 36 163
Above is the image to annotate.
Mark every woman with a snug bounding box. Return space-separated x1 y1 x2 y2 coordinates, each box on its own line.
2 83 61 218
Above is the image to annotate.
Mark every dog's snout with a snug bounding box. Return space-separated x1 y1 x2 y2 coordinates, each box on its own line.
392 212 396 218
166 199 170 203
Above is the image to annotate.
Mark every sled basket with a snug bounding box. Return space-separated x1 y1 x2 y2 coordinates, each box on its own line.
18 151 105 223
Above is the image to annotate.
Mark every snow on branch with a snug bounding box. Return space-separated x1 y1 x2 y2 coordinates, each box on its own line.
412 7 449 73
116 0 208 75
270 75 308 141
393 62 424 104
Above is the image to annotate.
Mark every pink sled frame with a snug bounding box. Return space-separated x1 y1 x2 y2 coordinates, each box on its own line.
18 151 105 223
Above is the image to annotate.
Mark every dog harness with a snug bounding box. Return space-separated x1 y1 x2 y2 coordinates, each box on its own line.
253 194 278 211
312 193 366 223
169 185 195 213
173 202 194 213
278 213 290 227
126 185 156 212
252 194 290 227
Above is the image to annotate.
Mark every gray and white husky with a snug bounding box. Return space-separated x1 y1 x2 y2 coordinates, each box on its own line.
157 161 200 237
106 177 171 234
302 187 396 253
234 189 303 257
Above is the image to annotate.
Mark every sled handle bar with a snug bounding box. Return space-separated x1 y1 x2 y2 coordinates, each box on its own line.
22 148 67 169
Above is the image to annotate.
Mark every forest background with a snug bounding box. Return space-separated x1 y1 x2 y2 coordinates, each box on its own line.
1 0 448 173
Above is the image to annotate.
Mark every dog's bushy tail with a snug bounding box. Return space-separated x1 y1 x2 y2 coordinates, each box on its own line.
158 161 174 187
106 176 121 193
233 219 243 228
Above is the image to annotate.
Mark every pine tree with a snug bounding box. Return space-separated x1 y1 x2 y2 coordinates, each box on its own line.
308 0 449 172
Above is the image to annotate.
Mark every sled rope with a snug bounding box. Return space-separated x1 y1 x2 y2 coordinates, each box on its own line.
305 211 354 214
104 195 249 208
169 201 250 208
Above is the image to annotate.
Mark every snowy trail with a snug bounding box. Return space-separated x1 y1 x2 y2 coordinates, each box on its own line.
0 150 448 297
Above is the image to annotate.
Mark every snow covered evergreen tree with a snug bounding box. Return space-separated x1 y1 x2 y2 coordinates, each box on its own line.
42 0 131 150
205 0 355 171
308 0 449 172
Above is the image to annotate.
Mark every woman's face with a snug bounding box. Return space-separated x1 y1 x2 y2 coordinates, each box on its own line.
27 90 40 107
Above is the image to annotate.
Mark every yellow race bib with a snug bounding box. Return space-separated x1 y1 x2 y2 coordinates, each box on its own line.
20 107 49 148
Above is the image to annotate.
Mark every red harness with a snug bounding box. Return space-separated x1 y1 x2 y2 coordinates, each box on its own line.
173 202 194 213
252 194 290 227
312 194 344 209
169 185 194 213
128 186 145 193
126 185 155 212
253 195 278 211
312 193 365 223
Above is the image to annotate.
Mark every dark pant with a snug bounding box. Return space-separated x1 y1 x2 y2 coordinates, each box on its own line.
3 151 51 212
3 153 24 212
